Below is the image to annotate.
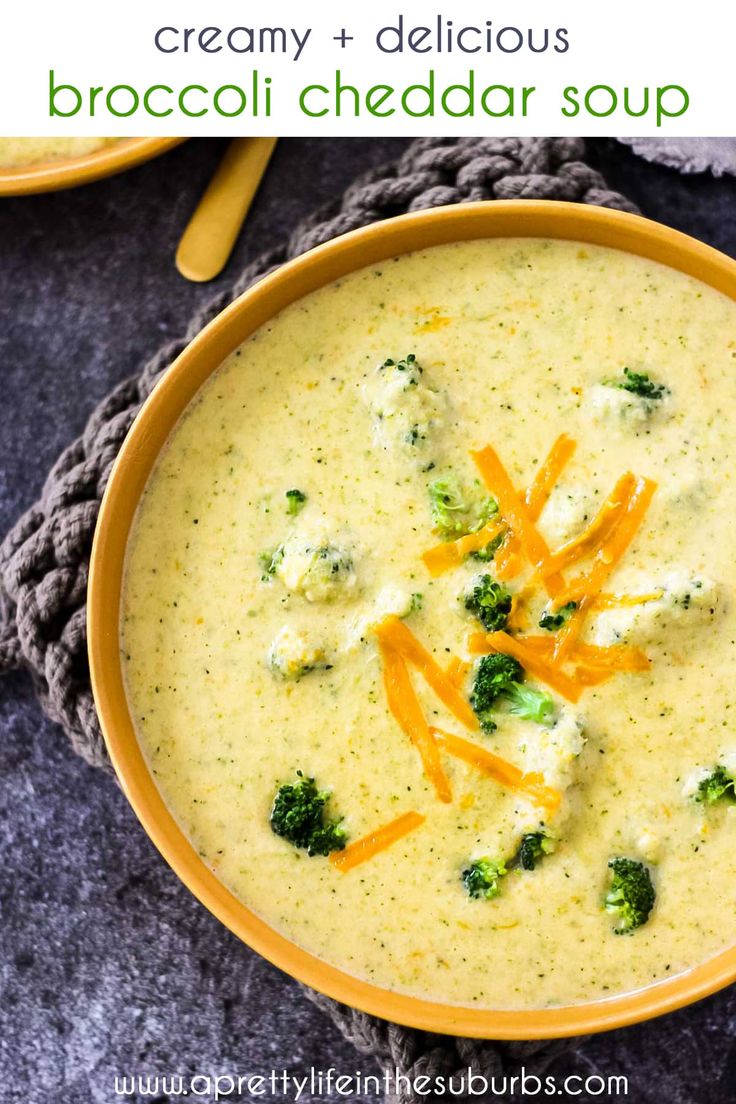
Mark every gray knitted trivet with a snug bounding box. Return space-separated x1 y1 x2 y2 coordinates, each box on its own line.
0 136 636 1103
619 137 736 178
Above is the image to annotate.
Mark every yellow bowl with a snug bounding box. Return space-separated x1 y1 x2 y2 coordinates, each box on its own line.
0 137 185 196
89 200 736 1038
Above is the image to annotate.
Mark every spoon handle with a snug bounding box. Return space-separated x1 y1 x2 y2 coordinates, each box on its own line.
176 137 277 283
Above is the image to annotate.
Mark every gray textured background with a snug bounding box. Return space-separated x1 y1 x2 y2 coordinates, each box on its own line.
1 138 736 1104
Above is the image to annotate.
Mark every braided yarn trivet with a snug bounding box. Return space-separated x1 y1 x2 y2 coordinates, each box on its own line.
0 136 637 1103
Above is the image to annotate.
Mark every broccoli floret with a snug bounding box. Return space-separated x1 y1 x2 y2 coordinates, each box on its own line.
313 545 353 581
517 831 555 871
507 684 555 725
285 488 307 515
427 475 497 538
470 653 554 733
270 772 347 856
462 857 507 900
410 592 423 613
274 526 358 603
470 492 498 533
694 765 736 805
464 576 512 633
539 601 577 631
380 353 422 382
604 367 668 400
259 545 284 581
427 476 467 536
605 857 656 934
470 653 520 732
471 532 505 563
365 354 446 463
268 626 331 681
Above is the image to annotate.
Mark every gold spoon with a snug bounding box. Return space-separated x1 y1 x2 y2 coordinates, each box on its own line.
176 137 277 283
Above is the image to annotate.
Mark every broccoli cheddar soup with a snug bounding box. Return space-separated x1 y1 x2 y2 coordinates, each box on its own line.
122 237 736 1010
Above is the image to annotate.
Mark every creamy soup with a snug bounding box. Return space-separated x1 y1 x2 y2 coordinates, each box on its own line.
122 238 736 1010
0 137 119 168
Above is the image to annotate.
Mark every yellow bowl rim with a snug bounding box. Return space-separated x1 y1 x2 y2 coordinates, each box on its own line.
89 199 736 1039
0 137 185 195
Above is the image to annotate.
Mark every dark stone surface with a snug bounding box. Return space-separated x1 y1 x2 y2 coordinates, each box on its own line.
1 138 736 1103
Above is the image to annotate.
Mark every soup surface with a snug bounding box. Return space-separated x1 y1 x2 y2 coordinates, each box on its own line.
0 137 119 168
122 238 736 1010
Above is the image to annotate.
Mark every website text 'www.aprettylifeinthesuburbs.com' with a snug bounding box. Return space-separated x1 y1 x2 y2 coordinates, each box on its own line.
113 1065 628 1100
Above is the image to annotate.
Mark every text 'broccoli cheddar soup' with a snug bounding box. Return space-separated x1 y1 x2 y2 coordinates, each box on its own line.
121 237 736 1011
